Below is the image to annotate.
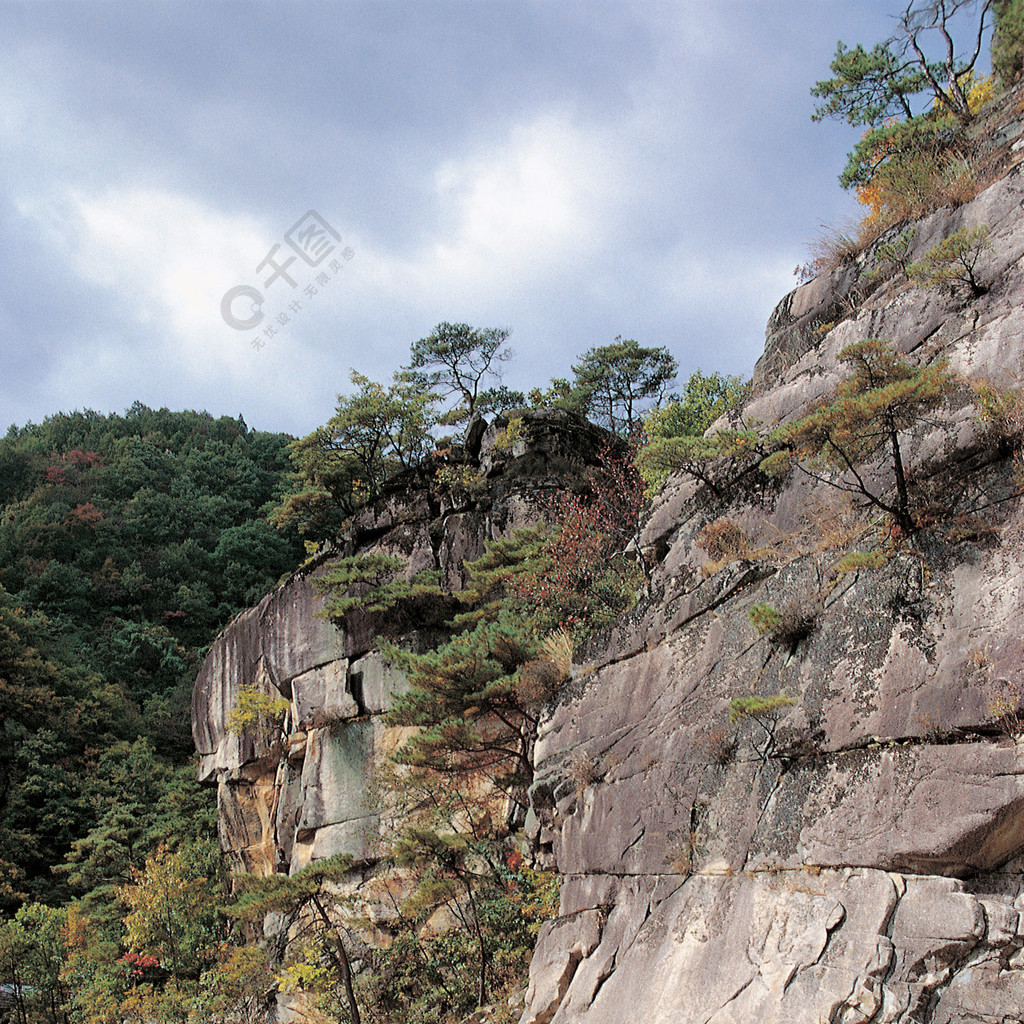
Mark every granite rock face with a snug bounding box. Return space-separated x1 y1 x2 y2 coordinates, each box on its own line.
191 409 616 878
519 107 1024 1024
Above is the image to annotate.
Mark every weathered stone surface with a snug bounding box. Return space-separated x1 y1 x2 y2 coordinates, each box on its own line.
218 771 281 877
193 98 1024 1024
196 655 286 782
192 605 263 777
348 652 409 715
522 912 604 1024
791 745 1024 874
307 818 377 866
258 573 348 685
193 408 608 885
290 659 356 727
527 497 1024 1019
479 409 616 481
529 869 1024 1024
521 102 1024 1024
296 722 374 836
274 759 303 870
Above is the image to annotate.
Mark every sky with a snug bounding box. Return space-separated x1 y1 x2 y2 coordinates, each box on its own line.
0 1 921 438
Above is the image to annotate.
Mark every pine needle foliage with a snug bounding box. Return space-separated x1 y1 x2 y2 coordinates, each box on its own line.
378 448 645 809
405 322 517 428
390 827 494 1007
272 370 438 539
381 612 546 797
762 340 956 533
809 2 997 233
728 695 797 763
908 225 991 296
315 553 443 623
636 427 765 497
747 602 817 646
635 370 749 494
228 855 363 1024
993 0 1024 84
569 338 678 435
728 694 797 725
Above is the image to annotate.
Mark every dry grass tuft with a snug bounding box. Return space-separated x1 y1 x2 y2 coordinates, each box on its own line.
989 676 1024 744
699 723 736 766
563 747 601 794
797 150 992 287
697 518 762 576
757 494 871 569
516 659 564 706
796 220 882 282
539 629 574 677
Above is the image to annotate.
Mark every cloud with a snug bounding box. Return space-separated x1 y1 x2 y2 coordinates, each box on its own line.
292 110 631 359
432 113 607 266
18 187 272 370
0 0 915 437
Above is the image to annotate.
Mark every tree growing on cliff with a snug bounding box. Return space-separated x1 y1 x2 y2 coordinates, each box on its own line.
228 855 363 1024
761 339 956 533
381 612 549 802
895 0 994 118
355 787 557 1022
569 338 678 435
405 322 523 428
813 1 993 132
908 225 991 296
314 553 444 632
635 370 751 494
812 0 995 214
728 694 797 763
376 457 645 812
392 825 494 1008
272 370 438 538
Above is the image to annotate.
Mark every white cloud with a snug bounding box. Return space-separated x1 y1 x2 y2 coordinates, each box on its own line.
425 112 624 285
290 111 634 375
0 2 912 439
76 190 268 349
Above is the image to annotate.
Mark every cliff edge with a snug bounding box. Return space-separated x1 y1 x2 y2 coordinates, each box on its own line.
520 103 1024 1024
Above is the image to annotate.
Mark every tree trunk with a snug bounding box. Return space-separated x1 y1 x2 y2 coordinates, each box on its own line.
310 894 362 1024
458 871 488 1007
886 413 914 531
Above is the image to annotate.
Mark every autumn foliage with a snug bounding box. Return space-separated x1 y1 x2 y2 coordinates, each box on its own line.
512 440 647 633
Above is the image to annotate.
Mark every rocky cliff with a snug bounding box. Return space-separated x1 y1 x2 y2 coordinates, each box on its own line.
518 113 1024 1023
192 410 614 881
194 101 1024 1024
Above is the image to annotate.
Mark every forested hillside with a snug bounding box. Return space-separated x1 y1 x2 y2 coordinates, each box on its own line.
0 404 303 917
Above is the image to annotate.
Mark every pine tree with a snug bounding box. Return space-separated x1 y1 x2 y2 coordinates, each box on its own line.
405 322 520 428
762 339 955 533
272 370 438 537
569 338 678 435
228 855 362 1024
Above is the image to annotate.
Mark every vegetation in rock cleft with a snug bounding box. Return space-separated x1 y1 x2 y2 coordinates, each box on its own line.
762 339 957 535
908 224 992 296
728 695 798 763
